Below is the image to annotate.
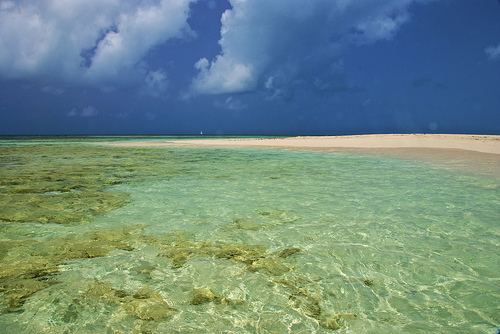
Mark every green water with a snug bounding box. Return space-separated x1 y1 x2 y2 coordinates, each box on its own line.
0 138 499 333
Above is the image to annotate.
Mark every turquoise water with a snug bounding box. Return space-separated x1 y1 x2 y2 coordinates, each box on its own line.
0 138 499 333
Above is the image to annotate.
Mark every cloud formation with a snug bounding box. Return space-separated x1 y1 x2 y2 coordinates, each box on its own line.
0 0 195 91
485 43 500 61
191 0 429 95
67 106 99 117
215 96 247 110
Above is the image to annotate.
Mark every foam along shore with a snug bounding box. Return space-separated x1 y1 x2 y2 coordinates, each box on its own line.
103 134 500 176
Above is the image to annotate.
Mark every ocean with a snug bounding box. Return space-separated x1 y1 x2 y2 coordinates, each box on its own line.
0 136 498 333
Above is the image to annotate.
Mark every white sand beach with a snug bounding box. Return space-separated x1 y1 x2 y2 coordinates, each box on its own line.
104 134 498 153
104 134 500 176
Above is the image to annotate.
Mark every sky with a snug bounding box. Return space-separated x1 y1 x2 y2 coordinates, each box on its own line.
0 0 499 135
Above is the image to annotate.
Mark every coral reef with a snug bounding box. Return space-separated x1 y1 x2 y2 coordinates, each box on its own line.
246 257 291 276
232 218 264 231
190 288 222 305
0 225 145 313
0 143 357 330
275 277 357 330
0 144 187 225
0 221 356 331
277 248 301 258
158 241 300 277
190 288 244 306
0 259 58 312
78 282 178 321
122 286 178 321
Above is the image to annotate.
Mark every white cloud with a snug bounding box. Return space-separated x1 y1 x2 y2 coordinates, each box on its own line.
81 106 99 117
485 43 500 61
215 96 247 110
0 0 196 89
191 0 427 95
41 86 64 95
142 69 168 97
67 106 99 117
192 56 255 94
67 109 78 117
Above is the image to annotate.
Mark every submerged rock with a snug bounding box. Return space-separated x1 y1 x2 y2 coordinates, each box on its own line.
82 281 124 305
191 288 222 305
163 248 194 268
277 248 301 258
232 218 264 231
0 277 53 312
122 287 178 321
190 288 244 306
0 225 144 314
363 279 374 286
123 297 177 321
158 241 268 269
158 240 300 277
246 258 291 276
0 190 129 225
0 144 191 225
215 246 243 259
319 314 341 330
83 283 178 321
0 259 59 313
276 277 357 330
320 313 357 330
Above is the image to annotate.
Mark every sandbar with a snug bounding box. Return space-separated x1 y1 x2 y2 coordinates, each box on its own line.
103 134 500 176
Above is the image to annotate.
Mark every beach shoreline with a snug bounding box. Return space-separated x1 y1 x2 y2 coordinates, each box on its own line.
102 134 500 176
102 133 500 154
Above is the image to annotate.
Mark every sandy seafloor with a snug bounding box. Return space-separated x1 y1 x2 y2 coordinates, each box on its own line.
1 134 499 333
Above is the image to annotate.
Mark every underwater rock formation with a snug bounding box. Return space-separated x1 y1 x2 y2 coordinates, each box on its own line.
0 258 59 312
246 257 291 276
0 225 144 313
190 288 244 306
123 287 178 321
81 283 178 321
158 241 300 277
232 218 264 231
275 277 357 330
191 288 222 305
0 144 189 225
158 241 267 269
277 248 301 258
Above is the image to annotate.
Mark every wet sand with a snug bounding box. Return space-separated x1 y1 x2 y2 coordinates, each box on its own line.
103 134 500 176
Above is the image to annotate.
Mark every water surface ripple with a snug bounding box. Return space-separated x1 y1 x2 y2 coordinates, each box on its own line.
0 138 498 333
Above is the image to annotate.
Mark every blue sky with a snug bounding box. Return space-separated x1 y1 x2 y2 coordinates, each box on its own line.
0 0 499 135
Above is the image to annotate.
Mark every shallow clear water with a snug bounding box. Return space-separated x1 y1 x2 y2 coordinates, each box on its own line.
0 138 499 333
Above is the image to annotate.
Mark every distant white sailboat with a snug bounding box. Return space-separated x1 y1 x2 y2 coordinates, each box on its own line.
200 130 203 135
